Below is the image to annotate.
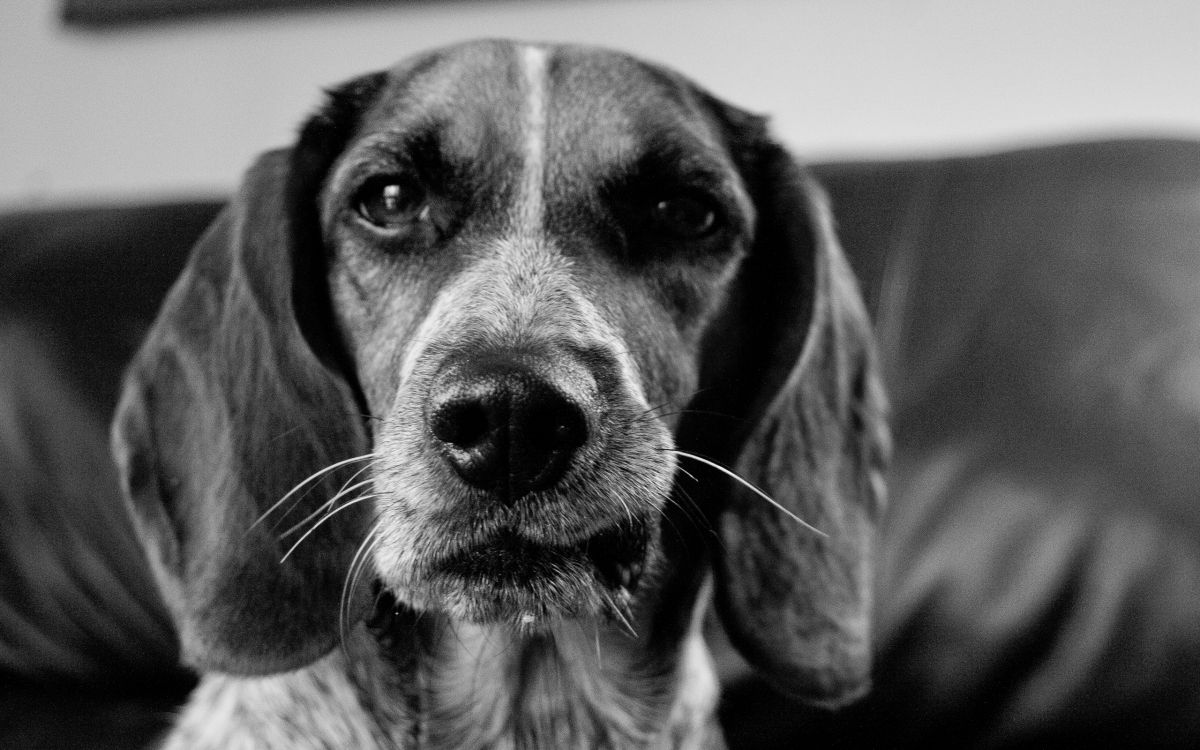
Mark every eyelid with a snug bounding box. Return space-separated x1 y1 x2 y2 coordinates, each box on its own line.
685 180 749 236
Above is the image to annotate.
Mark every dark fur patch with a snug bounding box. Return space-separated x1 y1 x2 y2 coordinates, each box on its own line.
288 71 389 394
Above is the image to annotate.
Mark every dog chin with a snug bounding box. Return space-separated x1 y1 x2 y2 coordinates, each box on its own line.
385 520 654 631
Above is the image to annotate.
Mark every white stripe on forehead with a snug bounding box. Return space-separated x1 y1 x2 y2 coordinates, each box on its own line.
517 44 549 237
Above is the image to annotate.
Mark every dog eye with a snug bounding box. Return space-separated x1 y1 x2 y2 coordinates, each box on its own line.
355 176 428 229
652 193 721 239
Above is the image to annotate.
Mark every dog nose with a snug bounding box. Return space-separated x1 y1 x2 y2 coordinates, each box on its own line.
428 360 588 503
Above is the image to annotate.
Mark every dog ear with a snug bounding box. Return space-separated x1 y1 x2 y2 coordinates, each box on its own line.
689 123 889 707
110 73 387 675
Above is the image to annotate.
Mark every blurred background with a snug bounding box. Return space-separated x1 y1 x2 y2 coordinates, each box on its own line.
2 0 1199 209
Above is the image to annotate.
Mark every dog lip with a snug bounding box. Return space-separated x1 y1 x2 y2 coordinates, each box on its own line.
437 528 569 585
434 519 649 592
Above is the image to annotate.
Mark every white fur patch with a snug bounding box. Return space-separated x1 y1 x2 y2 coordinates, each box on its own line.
517 44 549 237
160 630 414 749
423 619 711 750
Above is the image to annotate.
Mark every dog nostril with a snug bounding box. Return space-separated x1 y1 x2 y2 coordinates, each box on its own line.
525 401 587 453
430 400 491 448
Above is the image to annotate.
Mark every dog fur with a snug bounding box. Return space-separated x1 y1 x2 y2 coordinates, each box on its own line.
111 39 888 749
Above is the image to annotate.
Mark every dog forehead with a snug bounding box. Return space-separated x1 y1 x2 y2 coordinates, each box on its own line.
359 40 726 172
544 45 730 175
361 40 527 148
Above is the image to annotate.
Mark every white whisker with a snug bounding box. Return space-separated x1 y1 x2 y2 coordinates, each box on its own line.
340 518 386 644
614 493 636 528
594 622 603 669
250 453 376 530
670 449 827 537
674 464 699 484
604 590 638 639
280 476 376 539
328 460 377 503
280 494 381 563
656 497 691 544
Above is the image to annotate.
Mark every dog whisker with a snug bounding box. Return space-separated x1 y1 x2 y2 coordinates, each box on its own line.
250 453 377 531
594 621 603 670
606 590 639 640
662 487 706 535
613 493 636 530
662 489 727 560
665 467 712 533
279 474 376 539
340 517 386 645
653 503 688 550
644 407 742 424
327 460 377 505
628 401 744 435
668 450 827 537
635 399 677 419
280 494 381 563
673 464 699 485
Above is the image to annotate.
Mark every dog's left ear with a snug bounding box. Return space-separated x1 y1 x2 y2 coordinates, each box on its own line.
110 72 387 675
689 118 889 707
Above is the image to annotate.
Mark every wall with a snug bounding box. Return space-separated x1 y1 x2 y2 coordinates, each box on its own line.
2 0 1199 208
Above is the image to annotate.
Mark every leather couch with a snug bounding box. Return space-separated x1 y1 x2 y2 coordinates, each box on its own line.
4 139 1199 748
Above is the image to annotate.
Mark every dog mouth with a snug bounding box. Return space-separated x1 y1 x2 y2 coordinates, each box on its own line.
377 518 653 629
441 521 648 591
587 524 648 591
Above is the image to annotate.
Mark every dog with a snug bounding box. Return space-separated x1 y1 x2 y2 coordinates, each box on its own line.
111 39 888 749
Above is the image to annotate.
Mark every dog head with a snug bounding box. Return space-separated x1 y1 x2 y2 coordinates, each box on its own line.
113 39 887 707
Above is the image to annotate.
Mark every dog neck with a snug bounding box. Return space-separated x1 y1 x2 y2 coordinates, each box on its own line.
164 612 720 750
415 617 717 749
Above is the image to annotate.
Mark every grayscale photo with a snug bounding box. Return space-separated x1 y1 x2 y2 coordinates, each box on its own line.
2 1 1199 748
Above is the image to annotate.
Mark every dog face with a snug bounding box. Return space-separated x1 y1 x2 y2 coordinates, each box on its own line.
313 43 754 626
114 39 887 708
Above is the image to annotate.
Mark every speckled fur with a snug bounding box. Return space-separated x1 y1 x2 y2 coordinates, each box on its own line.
114 39 885 750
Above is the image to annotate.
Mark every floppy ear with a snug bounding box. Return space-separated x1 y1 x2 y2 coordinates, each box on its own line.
691 129 889 707
110 73 386 675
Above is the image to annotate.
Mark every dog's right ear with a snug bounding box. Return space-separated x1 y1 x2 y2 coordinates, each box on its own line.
680 103 889 708
111 72 387 676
